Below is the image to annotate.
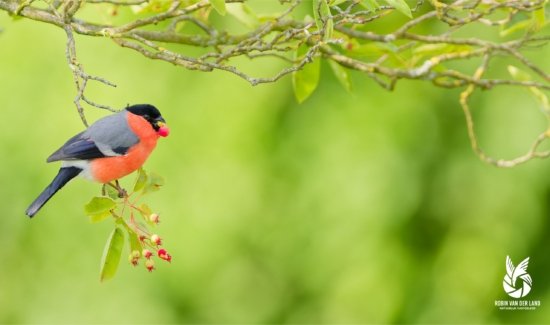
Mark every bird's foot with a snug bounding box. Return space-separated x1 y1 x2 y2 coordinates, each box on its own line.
105 181 128 198
114 180 127 198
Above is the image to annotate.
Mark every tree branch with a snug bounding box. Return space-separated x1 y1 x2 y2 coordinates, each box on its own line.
0 0 549 165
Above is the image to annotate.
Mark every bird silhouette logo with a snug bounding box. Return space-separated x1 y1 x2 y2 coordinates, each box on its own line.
503 256 532 298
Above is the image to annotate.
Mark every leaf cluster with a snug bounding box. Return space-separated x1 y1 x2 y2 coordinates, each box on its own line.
83 169 166 281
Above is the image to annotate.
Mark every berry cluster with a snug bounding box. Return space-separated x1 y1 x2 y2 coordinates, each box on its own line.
89 169 171 280
127 213 172 272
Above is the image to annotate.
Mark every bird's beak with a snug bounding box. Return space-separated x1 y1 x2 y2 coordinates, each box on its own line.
153 116 166 129
154 118 170 137
155 116 166 124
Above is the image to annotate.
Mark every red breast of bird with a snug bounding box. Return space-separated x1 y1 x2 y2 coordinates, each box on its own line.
91 111 161 183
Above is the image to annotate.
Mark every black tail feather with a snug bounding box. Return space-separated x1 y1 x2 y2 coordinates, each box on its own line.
25 167 82 218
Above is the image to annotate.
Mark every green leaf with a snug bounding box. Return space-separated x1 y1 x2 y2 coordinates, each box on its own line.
210 0 226 16
303 14 314 24
128 230 142 253
530 87 550 112
325 18 334 41
227 3 258 28
292 45 321 103
138 203 155 225
99 227 125 282
360 0 380 11
133 168 148 192
139 203 153 217
533 6 546 31
313 0 333 40
351 42 398 57
133 0 171 14
105 185 119 200
508 65 550 112
329 61 352 92
383 0 412 18
84 197 116 216
413 44 449 56
90 211 112 223
507 65 531 81
412 44 472 61
500 19 531 37
143 172 165 193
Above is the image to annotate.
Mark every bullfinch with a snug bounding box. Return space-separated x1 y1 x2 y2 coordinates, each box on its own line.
25 104 170 218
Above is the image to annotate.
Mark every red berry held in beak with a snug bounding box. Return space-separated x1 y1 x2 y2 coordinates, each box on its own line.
158 126 170 137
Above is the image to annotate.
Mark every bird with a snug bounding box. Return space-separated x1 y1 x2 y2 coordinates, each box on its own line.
25 104 170 218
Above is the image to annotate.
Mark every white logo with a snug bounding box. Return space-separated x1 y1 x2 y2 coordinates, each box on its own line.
503 256 532 298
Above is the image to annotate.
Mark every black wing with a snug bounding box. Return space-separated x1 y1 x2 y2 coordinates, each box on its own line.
47 112 139 162
46 132 129 162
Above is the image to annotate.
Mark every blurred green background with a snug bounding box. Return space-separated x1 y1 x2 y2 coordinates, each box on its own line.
1 5 550 324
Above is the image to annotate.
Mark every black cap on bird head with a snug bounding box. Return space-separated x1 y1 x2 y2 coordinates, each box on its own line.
126 104 165 130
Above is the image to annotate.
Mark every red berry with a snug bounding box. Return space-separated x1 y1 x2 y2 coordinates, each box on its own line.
157 248 172 262
128 251 140 266
150 234 162 246
142 249 153 259
145 260 155 272
149 213 160 224
158 126 170 137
